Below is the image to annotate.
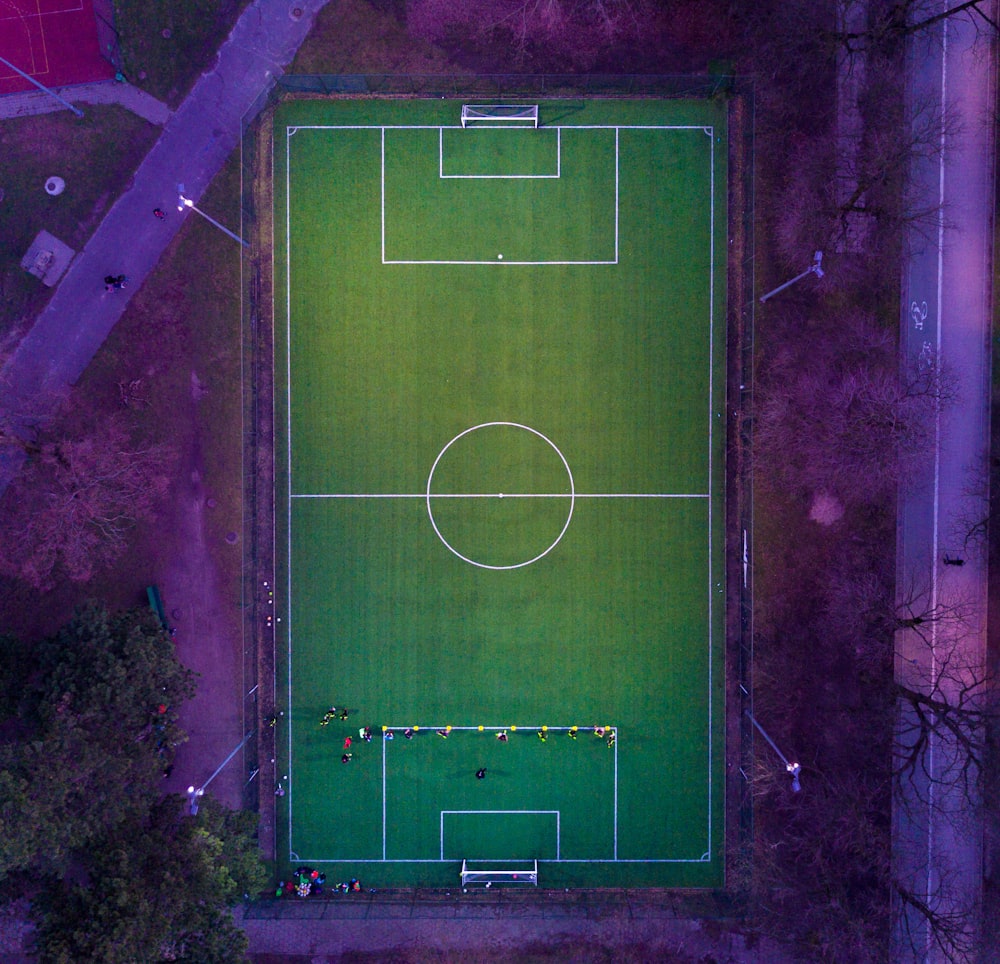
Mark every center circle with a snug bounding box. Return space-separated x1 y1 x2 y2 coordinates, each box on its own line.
426 422 575 570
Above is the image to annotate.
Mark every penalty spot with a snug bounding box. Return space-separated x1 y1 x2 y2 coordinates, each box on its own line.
498 253 503 260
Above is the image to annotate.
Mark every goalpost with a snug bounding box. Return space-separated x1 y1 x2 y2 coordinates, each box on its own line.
460 859 539 889
461 104 539 128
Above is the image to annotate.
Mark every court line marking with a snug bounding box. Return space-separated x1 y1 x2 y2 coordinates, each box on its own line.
440 810 560 862
285 121 720 865
0 1 85 19
439 126 561 179
0 0 52 77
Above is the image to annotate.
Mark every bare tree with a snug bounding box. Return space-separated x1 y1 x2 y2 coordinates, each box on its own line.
756 312 953 509
0 415 175 590
892 847 980 963
893 632 993 815
946 455 991 554
407 0 652 64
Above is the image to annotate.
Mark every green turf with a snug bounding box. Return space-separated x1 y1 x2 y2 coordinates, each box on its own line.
272 98 727 888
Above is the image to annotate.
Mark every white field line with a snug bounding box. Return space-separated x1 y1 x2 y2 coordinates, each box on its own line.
292 857 710 864
284 131 295 852
615 128 620 262
291 492 709 499
381 125 622 264
707 125 716 855
284 122 720 867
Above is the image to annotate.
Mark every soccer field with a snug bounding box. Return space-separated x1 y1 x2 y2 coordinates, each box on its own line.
272 98 727 889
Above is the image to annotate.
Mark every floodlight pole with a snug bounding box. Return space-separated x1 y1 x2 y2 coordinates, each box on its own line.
759 250 824 303
177 191 249 247
0 54 84 118
187 730 254 814
745 709 802 792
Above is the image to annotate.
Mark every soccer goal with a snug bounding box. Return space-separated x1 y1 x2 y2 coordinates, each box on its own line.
461 104 539 128
460 859 539 889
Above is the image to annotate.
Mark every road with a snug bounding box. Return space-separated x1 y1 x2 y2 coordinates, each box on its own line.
895 3 996 960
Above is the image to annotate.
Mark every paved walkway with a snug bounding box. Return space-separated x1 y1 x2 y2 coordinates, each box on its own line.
239 894 791 962
894 4 996 960
0 80 172 125
0 0 329 492
0 4 330 956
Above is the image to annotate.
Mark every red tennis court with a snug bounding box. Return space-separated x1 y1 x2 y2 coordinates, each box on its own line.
0 0 114 96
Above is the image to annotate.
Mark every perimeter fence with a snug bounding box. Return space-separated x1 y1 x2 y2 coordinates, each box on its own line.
238 71 738 148
236 71 752 873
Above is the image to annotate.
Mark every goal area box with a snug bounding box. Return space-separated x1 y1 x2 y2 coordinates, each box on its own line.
271 97 728 890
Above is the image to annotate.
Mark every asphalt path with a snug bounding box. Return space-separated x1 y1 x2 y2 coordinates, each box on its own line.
0 0 330 491
895 4 996 959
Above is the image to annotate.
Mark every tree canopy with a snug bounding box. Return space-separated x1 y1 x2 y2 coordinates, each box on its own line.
0 604 195 874
31 796 265 964
0 605 262 963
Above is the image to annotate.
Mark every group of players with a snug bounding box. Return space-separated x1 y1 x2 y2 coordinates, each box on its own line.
321 708 619 762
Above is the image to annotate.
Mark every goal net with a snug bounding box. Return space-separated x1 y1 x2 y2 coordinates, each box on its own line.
460 859 538 889
461 104 539 128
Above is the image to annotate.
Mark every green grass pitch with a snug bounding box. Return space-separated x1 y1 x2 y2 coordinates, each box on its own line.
272 98 727 889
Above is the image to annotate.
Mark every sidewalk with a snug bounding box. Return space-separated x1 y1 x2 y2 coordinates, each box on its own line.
0 0 329 492
0 80 172 125
0 0 330 816
894 5 996 959
239 893 791 962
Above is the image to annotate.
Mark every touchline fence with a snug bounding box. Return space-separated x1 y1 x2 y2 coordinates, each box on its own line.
263 72 732 106
237 76 755 881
